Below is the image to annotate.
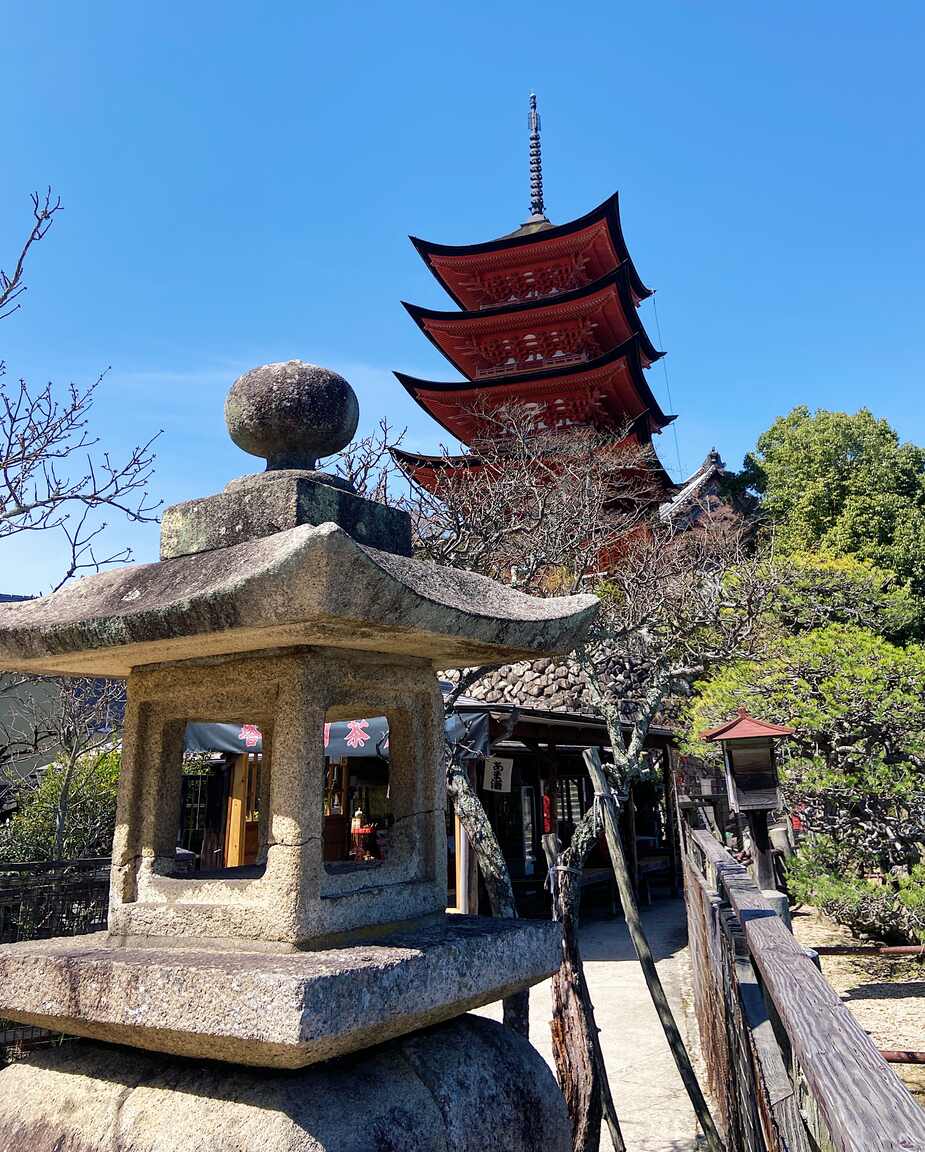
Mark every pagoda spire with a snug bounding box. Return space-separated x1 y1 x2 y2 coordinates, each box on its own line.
528 92 546 220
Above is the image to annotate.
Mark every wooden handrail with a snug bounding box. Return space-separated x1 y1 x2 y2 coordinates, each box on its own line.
689 828 925 1152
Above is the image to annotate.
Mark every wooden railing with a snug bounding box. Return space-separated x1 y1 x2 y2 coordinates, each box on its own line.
473 350 589 379
683 822 925 1152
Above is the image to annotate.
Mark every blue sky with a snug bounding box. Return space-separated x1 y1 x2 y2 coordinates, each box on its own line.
2 2 923 593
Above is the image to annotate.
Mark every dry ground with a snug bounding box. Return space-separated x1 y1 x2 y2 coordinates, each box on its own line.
792 905 925 1104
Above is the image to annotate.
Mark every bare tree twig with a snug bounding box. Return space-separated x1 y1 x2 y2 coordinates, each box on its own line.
0 188 62 321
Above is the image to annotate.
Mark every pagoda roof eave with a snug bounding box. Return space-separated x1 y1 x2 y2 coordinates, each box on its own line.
410 192 652 305
393 336 675 435
391 425 679 498
404 264 661 358
391 446 474 469
402 267 663 377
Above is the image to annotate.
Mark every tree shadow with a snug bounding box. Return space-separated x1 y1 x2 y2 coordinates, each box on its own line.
578 896 689 965
840 980 925 1002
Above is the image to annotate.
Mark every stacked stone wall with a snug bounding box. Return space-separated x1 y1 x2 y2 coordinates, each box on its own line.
443 658 596 715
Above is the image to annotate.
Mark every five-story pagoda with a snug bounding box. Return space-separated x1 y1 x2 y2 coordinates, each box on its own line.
393 93 676 498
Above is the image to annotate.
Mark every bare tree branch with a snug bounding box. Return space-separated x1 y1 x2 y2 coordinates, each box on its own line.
0 188 62 322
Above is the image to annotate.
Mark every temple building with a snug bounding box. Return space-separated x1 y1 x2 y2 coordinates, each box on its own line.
393 93 677 501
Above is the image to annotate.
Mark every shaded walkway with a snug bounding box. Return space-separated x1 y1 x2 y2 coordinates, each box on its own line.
476 898 704 1152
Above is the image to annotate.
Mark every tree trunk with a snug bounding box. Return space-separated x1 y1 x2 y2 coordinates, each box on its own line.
53 755 79 860
446 759 529 1038
550 813 625 1152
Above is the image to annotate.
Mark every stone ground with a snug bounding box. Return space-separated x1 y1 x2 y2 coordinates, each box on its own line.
476 897 706 1152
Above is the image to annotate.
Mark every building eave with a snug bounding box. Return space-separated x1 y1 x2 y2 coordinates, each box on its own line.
394 336 674 435
410 192 652 305
401 266 663 378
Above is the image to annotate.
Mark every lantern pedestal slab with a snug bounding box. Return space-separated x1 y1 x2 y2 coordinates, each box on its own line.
0 917 560 1068
0 1015 571 1152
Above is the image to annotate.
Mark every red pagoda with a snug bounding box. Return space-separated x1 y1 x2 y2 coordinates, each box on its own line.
393 94 676 498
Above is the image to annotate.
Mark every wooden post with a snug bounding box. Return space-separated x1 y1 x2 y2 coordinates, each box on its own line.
625 780 639 896
584 748 724 1152
454 801 480 916
550 816 626 1152
446 759 528 1037
747 809 776 893
223 754 248 868
454 811 468 913
466 817 479 916
663 747 681 897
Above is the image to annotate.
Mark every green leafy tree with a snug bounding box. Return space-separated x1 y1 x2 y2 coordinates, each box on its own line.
741 406 925 609
688 623 925 799
0 748 120 862
766 552 918 642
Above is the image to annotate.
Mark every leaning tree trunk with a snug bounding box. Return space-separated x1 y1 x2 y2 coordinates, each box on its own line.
446 760 529 1037
551 813 625 1152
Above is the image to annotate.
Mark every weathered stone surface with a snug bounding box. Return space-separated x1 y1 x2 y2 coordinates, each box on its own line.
0 522 598 677
107 650 445 948
0 917 561 1068
160 471 413 559
225 360 359 470
0 1017 570 1152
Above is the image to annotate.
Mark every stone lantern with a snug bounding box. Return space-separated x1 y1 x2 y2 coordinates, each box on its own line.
701 707 794 892
0 361 597 1151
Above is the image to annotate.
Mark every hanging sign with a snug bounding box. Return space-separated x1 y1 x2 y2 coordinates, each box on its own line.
483 756 514 793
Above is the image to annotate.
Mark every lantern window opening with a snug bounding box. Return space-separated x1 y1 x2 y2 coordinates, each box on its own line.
322 709 393 875
174 720 271 881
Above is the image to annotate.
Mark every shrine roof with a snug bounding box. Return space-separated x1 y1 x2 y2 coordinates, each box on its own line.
394 336 675 440
700 709 795 743
410 193 651 307
402 267 662 379
391 414 668 471
391 446 478 471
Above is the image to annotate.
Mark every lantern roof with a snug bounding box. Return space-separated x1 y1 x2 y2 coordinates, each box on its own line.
700 708 794 743
0 360 599 677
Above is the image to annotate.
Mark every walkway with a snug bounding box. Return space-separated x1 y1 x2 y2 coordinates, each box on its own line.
476 898 704 1152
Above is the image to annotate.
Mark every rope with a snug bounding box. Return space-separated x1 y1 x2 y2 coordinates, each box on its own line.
652 293 684 481
544 862 585 894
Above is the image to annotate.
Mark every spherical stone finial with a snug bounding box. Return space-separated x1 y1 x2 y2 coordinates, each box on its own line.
225 360 359 471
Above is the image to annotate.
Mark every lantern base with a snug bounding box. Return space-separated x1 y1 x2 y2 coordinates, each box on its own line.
0 916 560 1068
0 1015 570 1152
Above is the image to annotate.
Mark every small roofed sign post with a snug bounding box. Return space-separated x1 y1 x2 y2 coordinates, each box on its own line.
701 708 794 894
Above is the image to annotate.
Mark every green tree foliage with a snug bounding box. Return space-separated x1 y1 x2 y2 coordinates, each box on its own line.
688 624 925 798
0 748 120 862
741 406 925 607
767 552 918 642
694 408 925 941
787 845 925 944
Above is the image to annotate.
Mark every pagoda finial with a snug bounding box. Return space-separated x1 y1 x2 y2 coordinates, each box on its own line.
528 92 545 219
